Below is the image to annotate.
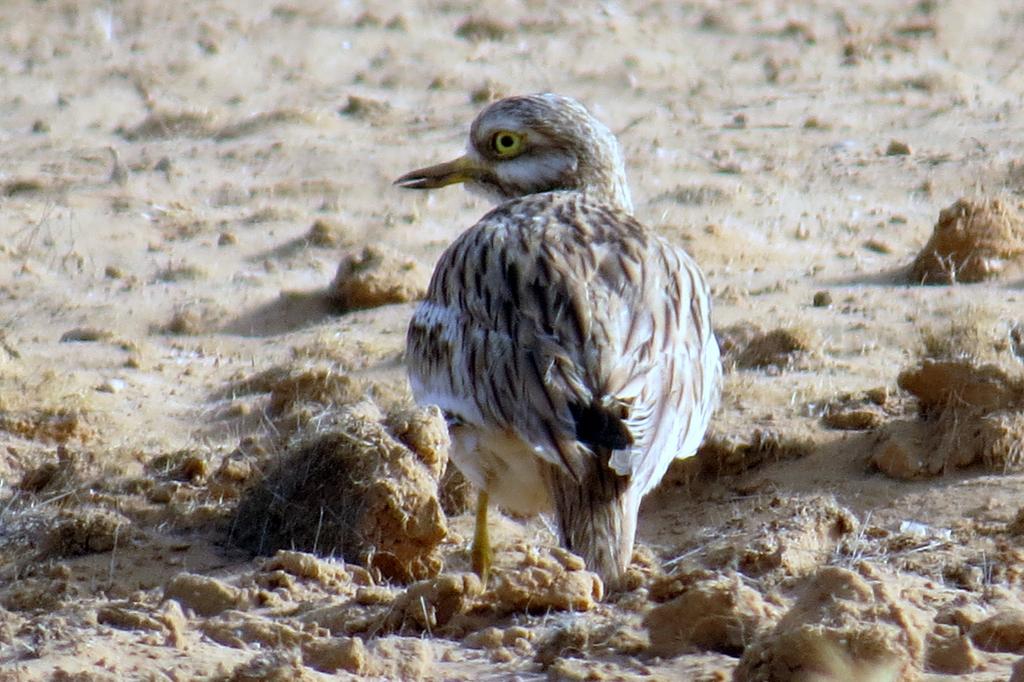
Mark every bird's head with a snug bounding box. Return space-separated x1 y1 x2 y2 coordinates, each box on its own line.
395 93 632 213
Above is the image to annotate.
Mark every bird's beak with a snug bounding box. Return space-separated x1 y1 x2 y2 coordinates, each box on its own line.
394 155 485 190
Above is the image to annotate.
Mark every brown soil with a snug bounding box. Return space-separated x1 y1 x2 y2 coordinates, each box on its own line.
3 1 1024 679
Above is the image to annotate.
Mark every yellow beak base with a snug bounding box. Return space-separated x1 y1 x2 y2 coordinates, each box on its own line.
393 155 482 190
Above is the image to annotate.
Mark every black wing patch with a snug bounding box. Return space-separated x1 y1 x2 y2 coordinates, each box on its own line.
568 400 633 452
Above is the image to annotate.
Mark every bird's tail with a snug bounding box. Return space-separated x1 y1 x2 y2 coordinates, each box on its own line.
547 451 640 591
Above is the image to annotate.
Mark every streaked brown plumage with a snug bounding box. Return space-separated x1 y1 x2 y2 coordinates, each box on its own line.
397 93 721 588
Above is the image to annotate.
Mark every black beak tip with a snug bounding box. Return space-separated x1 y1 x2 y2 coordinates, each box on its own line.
393 174 425 189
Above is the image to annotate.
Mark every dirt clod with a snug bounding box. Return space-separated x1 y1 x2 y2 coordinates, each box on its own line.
644 573 780 656
705 495 858 579
735 564 928 681
969 609 1024 654
910 198 1024 284
303 636 367 674
898 359 1022 415
0 409 90 443
455 16 512 41
227 650 317 682
339 95 391 120
307 219 344 247
164 572 244 617
885 139 912 156
380 572 484 633
329 245 429 310
926 624 983 674
42 508 131 558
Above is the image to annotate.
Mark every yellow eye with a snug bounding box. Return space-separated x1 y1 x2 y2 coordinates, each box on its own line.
491 130 524 157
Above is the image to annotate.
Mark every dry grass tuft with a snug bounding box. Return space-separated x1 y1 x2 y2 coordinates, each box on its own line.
918 306 1010 364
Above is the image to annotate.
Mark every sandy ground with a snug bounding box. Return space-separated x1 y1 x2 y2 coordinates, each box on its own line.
2 0 1024 679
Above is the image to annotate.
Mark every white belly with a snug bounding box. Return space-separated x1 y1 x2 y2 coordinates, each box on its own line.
450 424 553 516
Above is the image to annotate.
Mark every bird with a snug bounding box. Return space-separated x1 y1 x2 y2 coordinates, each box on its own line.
396 93 721 590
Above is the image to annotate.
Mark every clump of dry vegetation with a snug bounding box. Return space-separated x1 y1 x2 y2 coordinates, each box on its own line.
228 403 450 583
690 427 817 478
718 323 817 371
909 198 1024 284
213 360 410 434
870 310 1024 479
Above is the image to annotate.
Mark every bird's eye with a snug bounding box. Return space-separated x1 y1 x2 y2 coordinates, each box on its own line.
491 130 524 157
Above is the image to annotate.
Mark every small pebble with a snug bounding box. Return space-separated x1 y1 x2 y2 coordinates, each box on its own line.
812 290 833 307
863 239 893 254
885 139 912 156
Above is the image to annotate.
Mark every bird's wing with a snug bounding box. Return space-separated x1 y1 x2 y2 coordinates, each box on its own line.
603 236 721 495
407 193 720 487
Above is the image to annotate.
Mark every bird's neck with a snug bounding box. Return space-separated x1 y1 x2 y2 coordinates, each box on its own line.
576 164 633 214
574 138 633 214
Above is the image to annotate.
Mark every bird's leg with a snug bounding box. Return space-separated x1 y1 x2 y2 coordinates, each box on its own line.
471 489 491 586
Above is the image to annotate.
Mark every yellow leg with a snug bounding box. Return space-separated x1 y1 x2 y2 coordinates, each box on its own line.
471 490 491 586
